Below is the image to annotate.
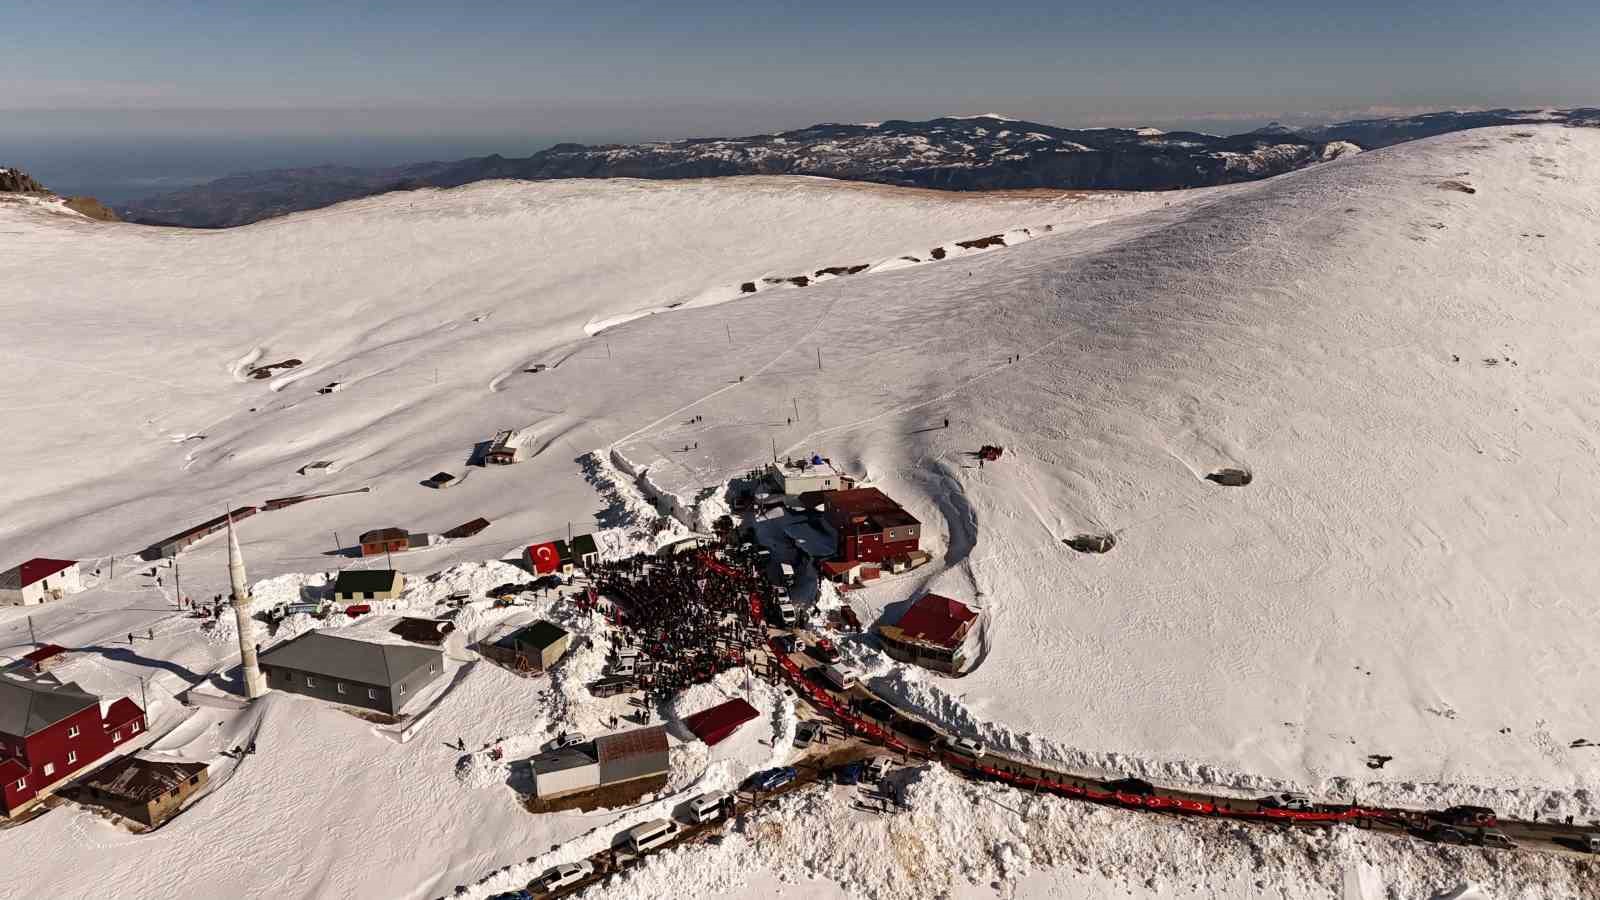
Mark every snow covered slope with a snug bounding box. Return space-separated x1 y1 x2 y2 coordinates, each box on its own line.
2 125 1598 899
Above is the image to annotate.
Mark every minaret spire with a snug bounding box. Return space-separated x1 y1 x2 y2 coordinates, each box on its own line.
227 509 267 700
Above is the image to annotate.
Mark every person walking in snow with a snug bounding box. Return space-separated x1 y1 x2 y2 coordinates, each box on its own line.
128 632 135 644
943 418 949 429
147 627 154 640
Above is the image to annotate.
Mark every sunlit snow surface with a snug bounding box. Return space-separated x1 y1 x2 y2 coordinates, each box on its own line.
1 127 1598 899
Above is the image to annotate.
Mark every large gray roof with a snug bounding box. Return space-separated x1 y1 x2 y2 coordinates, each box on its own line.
258 631 442 687
0 676 100 738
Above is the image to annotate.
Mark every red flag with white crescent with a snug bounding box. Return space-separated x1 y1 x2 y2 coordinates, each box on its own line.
527 541 560 574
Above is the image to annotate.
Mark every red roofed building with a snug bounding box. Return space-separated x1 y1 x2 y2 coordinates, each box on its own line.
1 558 81 607
823 488 920 564
874 592 980 675
17 645 68 675
0 678 146 817
683 698 760 747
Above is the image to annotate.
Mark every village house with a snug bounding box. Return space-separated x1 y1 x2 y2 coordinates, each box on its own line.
257 631 444 716
0 677 146 817
332 569 405 603
80 756 209 827
823 488 921 565
13 645 68 675
143 508 258 559
358 528 410 558
530 725 669 799
766 456 852 496
482 621 570 673
0 559 81 607
874 592 982 676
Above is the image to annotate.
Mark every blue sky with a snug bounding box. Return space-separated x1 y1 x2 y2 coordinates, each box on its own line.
3 0 1595 141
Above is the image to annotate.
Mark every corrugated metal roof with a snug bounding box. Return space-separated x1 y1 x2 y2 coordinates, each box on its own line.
358 527 408 544
891 592 978 648
530 744 597 774
595 725 667 763
682 698 760 747
257 631 441 687
0 677 100 738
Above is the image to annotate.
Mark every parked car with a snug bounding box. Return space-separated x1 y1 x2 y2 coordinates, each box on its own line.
858 699 894 722
772 634 798 654
834 762 866 785
688 791 730 824
1106 777 1156 796
624 818 679 854
532 860 594 892
894 719 939 744
822 664 856 692
1425 824 1471 845
810 638 841 663
488 891 530 900
1257 792 1314 811
1433 805 1497 827
1576 833 1600 854
747 766 798 793
547 732 586 751
1478 829 1516 850
794 721 822 748
944 736 986 759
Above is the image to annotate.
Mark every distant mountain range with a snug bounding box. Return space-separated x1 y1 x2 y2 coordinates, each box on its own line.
114 108 1600 228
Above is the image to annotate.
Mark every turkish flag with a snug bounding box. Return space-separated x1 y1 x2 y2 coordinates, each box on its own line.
527 542 561 574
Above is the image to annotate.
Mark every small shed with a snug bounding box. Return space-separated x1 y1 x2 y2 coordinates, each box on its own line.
332 569 405 603
358 528 409 558
595 725 669 788
483 620 571 673
80 757 209 827
569 534 599 569
682 698 760 747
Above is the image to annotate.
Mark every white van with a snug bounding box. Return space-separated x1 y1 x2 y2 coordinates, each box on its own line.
611 658 636 678
823 664 855 692
625 818 679 854
688 791 730 824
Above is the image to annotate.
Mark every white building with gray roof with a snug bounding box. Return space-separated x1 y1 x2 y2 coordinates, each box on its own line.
257 631 444 716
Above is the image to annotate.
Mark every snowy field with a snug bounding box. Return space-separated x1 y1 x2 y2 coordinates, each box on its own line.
2 126 1599 899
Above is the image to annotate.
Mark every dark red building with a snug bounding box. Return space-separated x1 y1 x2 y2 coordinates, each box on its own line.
358 527 410 558
0 678 145 816
823 488 921 564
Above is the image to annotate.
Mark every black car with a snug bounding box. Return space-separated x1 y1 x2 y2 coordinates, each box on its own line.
858 699 894 722
893 719 939 744
1105 777 1156 796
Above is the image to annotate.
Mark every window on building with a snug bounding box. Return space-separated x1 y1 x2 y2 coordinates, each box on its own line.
67 750 77 765
336 682 346 695
398 683 406 694
43 763 55 777
189 775 200 785
130 721 141 734
68 725 80 738
13 778 23 791
112 731 122 743
306 676 316 687
367 688 377 700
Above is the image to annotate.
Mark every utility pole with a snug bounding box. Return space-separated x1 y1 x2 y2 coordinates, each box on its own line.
792 397 799 422
332 532 342 556
816 347 822 370
771 435 778 463
27 616 36 646
139 677 148 714
385 545 394 569
174 557 181 606
726 323 732 346
606 342 612 359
